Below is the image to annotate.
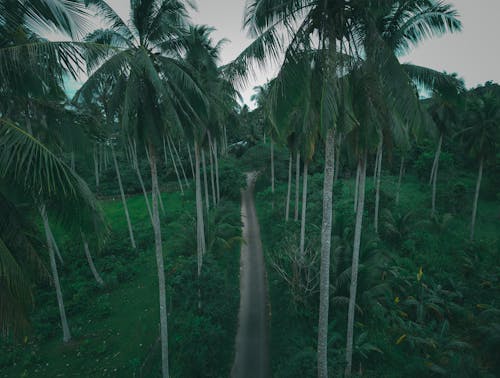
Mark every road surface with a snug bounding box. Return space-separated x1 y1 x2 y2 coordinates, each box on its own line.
231 173 269 378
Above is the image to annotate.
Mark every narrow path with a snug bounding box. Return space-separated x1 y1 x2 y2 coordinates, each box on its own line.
231 173 269 378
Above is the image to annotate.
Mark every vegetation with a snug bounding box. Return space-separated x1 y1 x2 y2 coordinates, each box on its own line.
0 0 499 377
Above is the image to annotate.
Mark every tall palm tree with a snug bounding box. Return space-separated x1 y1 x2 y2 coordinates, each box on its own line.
233 2 359 376
180 25 239 284
76 2 201 376
342 1 461 374
0 0 106 339
460 89 500 241
426 75 465 215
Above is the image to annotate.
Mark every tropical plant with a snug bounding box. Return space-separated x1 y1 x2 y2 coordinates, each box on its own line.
0 0 106 339
75 1 202 375
460 89 500 240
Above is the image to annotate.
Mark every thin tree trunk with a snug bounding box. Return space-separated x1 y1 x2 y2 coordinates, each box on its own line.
40 205 71 343
48 227 64 266
213 139 220 203
223 125 228 156
81 232 104 286
104 146 109 171
148 143 170 378
194 141 207 277
168 135 189 188
111 145 136 249
202 149 210 214
294 152 301 221
345 152 367 377
100 144 104 173
317 129 335 378
374 141 383 234
431 136 442 216
207 133 217 206
470 157 483 241
164 137 183 194
395 156 405 206
146 145 164 217
373 148 379 184
285 152 292 221
271 140 275 193
354 162 360 213
299 160 309 262
187 143 195 179
429 135 443 185
334 133 342 184
131 142 153 223
94 146 100 189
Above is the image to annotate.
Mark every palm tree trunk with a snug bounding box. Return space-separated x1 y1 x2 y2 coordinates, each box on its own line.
354 162 360 213
294 152 301 221
345 152 367 377
131 142 153 223
373 148 379 184
429 135 443 185
48 227 64 266
207 133 217 206
164 137 183 195
470 157 483 241
285 152 292 221
431 136 442 216
104 146 109 170
334 133 342 184
93 146 100 189
317 129 335 378
202 149 210 214
299 160 309 262
213 139 220 203
194 141 207 277
81 232 104 286
168 135 189 188
100 145 104 172
374 141 383 234
148 143 170 378
187 143 195 179
395 156 405 206
223 125 228 156
271 140 275 193
111 145 136 249
40 205 71 343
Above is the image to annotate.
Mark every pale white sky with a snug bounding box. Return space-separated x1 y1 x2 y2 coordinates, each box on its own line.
66 0 500 106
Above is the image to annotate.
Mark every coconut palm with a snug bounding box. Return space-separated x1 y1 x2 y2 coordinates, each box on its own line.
460 89 500 241
179 25 239 285
342 1 462 373
76 2 201 376
0 0 106 339
426 74 465 215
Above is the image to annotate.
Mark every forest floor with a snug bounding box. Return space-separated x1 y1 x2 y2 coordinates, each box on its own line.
231 173 270 378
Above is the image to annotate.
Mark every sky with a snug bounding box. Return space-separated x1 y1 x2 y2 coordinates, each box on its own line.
66 0 500 106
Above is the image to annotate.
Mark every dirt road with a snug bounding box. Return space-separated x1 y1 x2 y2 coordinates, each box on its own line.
231 173 269 378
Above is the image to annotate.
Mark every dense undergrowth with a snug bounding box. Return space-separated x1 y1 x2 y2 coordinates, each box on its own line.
248 142 500 377
0 159 244 377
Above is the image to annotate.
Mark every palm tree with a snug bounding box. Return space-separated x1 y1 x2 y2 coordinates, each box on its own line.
342 2 461 374
76 2 201 375
460 89 500 241
426 75 465 215
180 25 239 284
0 0 107 339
